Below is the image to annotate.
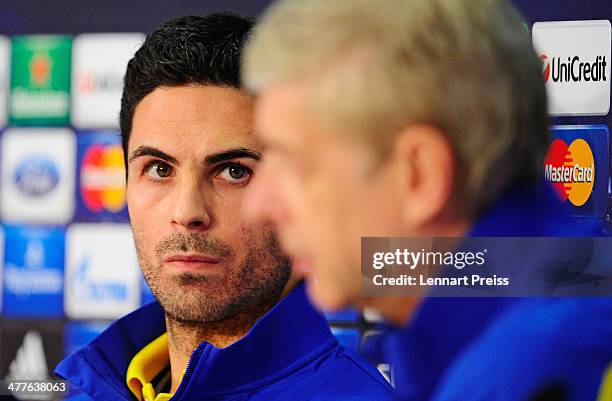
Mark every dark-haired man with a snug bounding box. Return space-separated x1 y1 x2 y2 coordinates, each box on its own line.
55 13 397 401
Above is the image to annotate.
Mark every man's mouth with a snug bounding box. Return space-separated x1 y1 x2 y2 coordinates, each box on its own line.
164 253 223 272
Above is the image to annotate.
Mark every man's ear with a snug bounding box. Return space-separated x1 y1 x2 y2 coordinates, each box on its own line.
392 124 455 229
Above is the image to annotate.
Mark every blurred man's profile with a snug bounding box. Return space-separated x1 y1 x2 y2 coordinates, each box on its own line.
242 0 612 400
53 13 397 401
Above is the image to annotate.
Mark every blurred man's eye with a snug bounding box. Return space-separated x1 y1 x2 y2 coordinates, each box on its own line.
216 163 252 185
144 161 174 181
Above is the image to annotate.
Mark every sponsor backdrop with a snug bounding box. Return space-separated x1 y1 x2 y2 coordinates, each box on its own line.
0 0 609 398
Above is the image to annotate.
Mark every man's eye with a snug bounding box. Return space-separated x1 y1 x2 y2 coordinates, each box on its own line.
144 161 173 180
217 164 251 184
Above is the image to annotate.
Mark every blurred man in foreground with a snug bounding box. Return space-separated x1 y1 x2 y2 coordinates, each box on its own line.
54 13 397 401
242 0 612 400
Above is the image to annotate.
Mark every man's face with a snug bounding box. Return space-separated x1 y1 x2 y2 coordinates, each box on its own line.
245 83 402 311
127 84 291 324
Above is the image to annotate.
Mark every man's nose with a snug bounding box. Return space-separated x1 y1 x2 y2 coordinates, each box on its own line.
170 174 212 231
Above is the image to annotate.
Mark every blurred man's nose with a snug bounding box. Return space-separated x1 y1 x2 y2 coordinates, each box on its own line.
243 162 286 225
171 173 212 231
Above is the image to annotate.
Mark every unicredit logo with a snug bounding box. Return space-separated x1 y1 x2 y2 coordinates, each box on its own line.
540 53 607 83
544 138 594 207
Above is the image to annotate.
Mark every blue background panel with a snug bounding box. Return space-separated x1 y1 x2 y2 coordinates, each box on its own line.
2 225 64 318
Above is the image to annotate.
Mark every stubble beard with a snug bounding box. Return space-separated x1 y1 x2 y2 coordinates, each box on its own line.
135 231 291 325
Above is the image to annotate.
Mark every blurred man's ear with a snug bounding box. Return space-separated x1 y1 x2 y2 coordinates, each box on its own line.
392 124 455 229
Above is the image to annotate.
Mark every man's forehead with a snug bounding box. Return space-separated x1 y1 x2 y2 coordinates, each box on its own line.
129 85 257 157
135 85 253 119
136 110 253 134
132 121 255 143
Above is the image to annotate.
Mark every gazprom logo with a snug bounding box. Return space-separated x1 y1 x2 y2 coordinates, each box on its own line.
72 255 128 302
14 156 59 196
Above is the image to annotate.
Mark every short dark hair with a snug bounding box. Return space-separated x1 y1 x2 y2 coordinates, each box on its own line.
119 13 254 169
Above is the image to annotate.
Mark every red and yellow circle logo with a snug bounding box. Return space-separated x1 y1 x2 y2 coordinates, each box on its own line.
80 144 126 212
544 138 594 207
540 54 550 83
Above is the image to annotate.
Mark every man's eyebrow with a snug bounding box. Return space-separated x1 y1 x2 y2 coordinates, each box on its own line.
129 146 179 165
204 148 262 165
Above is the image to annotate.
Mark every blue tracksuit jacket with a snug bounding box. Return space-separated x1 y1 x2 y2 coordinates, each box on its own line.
383 182 612 401
55 284 398 401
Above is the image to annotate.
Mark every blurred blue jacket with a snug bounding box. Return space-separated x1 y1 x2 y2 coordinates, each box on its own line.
380 182 612 401
55 283 398 401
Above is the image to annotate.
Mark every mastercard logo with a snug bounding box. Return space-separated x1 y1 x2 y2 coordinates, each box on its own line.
80 143 126 213
541 54 550 83
544 138 594 207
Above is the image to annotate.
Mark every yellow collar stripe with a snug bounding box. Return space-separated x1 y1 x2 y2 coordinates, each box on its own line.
126 333 171 401
597 363 612 401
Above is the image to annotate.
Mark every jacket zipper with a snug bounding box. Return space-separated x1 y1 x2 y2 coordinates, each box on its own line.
171 343 205 400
